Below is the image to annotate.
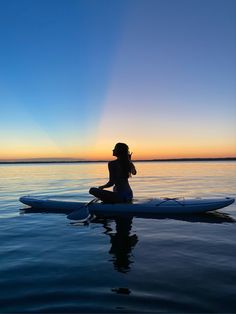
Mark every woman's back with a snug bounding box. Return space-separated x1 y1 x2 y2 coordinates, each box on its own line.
109 160 131 192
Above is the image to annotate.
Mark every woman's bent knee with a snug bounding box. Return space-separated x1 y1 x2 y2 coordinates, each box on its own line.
89 187 99 196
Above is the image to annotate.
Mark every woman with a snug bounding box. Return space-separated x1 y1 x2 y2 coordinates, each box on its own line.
89 143 137 203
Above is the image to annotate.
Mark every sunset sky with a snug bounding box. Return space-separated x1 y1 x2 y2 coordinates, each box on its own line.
0 0 235 161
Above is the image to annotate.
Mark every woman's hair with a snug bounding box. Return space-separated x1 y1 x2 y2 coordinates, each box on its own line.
114 142 132 178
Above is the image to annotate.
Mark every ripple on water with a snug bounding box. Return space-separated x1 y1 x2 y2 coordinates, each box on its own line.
0 162 236 313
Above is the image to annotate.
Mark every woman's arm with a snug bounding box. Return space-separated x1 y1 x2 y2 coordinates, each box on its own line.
130 162 137 175
99 162 115 189
129 153 137 175
99 181 113 189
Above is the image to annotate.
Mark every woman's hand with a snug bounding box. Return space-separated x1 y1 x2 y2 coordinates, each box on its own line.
98 185 105 189
131 163 137 175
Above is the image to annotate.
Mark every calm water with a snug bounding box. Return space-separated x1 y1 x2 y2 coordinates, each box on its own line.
0 161 236 313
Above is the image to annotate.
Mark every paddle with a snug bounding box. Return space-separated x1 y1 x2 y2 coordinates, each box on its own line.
67 198 99 221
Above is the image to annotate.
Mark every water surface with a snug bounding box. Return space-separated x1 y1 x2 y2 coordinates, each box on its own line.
0 161 236 313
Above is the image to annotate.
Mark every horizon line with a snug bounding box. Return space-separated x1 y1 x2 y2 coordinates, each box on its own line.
0 157 236 164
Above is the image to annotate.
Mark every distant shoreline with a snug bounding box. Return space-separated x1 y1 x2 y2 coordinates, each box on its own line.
0 157 236 164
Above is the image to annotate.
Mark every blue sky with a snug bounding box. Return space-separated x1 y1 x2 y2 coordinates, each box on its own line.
0 0 235 160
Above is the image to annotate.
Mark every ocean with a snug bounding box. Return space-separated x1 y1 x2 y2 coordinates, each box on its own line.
0 161 236 313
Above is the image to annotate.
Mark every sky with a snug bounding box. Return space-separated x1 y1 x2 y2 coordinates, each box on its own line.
0 0 235 160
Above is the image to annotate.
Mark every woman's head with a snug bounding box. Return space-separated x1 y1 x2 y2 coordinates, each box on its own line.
113 143 132 178
113 142 129 158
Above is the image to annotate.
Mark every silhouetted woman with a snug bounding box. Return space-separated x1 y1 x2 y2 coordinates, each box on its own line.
89 143 137 203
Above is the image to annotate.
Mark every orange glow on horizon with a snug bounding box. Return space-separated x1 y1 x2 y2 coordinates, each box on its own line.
1 143 236 161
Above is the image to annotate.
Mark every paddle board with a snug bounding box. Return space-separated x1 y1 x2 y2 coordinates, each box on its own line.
19 196 235 220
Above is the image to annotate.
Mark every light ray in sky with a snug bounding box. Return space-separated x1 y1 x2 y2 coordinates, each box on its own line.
0 0 235 160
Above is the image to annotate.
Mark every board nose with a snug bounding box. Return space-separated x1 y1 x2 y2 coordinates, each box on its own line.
226 197 235 205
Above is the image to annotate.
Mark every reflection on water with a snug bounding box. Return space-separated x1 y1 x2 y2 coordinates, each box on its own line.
1 161 236 201
22 206 236 225
1 161 236 313
134 211 236 224
103 218 138 273
111 287 131 295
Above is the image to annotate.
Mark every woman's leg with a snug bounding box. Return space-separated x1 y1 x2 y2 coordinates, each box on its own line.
89 187 122 203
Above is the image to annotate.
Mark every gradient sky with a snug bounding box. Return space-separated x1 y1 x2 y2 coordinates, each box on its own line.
0 0 235 160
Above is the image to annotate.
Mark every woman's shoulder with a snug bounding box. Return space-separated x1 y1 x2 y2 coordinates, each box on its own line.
108 160 119 166
108 160 120 169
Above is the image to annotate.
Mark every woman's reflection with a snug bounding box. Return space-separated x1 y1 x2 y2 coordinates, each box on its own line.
103 217 138 273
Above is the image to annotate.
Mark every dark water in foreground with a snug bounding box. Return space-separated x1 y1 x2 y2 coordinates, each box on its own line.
0 161 236 313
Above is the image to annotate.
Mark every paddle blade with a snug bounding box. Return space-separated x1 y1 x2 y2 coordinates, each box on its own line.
67 207 90 221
